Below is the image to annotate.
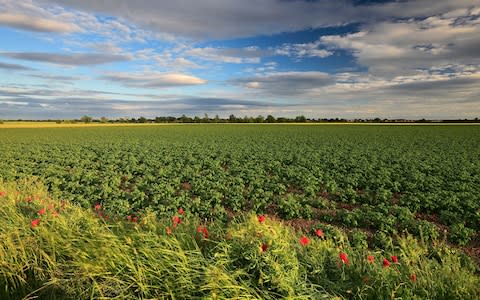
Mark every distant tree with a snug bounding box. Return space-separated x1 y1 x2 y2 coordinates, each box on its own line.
214 115 220 123
80 115 92 123
295 115 306 122
243 116 254 123
202 113 210 123
138 116 147 123
194 116 201 123
100 116 108 123
266 115 276 123
255 115 265 123
229 114 237 123
179 114 192 123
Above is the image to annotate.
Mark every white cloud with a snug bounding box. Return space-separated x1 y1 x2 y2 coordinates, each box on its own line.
39 0 478 39
235 71 334 95
0 52 132 66
275 41 332 59
185 47 263 64
100 71 207 88
0 0 156 44
0 12 80 32
320 8 480 77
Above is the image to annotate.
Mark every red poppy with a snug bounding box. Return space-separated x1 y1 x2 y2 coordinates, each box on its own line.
94 203 101 210
172 216 182 228
0 191 5 197
31 219 40 228
299 235 310 246
391 255 398 264
410 273 417 282
202 227 209 238
196 225 208 238
127 215 132 221
261 243 268 252
132 216 138 223
258 215 266 223
367 255 375 263
315 229 324 237
166 227 172 235
38 208 46 216
178 207 185 215
383 258 391 267
339 252 350 265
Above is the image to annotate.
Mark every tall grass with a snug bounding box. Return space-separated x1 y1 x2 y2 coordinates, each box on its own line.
0 179 478 299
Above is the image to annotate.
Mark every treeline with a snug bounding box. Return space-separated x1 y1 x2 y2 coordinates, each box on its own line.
2 115 479 124
78 115 480 124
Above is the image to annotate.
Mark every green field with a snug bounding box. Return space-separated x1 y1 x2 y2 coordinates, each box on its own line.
1 124 479 298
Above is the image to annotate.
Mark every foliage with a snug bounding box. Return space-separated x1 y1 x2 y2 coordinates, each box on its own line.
449 223 476 246
0 180 479 299
0 124 478 249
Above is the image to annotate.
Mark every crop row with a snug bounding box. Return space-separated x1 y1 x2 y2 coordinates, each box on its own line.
0 125 478 247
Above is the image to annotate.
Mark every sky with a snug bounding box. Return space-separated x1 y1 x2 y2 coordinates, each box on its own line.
0 0 479 119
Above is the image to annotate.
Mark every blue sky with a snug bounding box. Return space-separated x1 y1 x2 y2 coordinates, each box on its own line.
0 0 479 119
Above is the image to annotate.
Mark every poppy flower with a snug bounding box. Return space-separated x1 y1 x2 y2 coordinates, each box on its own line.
410 273 417 282
166 227 172 235
31 219 40 228
38 208 46 216
197 225 208 238
132 216 138 223
172 216 182 228
261 243 268 252
391 255 398 264
339 252 350 265
178 207 185 215
258 215 266 223
299 235 310 246
367 255 375 263
0 191 5 197
315 229 324 237
94 203 101 210
202 227 209 238
127 215 132 221
383 258 391 267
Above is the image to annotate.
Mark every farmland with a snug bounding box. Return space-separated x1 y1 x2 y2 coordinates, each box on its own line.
1 124 479 298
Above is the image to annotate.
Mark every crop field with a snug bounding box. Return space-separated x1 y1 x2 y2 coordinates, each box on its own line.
0 124 479 298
